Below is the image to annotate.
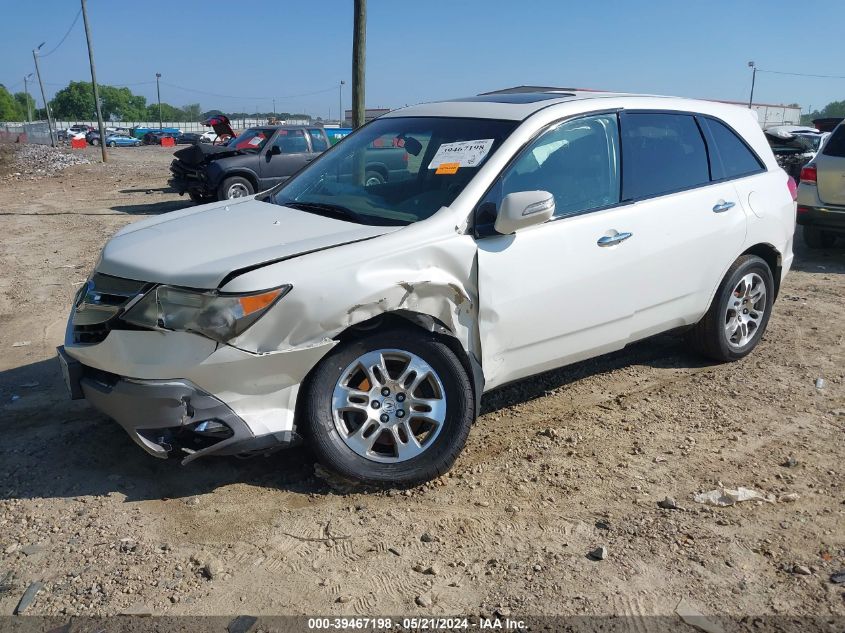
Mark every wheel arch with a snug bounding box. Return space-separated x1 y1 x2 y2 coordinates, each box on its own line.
222 170 259 191
365 163 389 179
741 242 782 299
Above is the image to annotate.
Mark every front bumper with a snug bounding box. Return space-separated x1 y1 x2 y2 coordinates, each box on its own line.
169 159 212 195
58 346 298 463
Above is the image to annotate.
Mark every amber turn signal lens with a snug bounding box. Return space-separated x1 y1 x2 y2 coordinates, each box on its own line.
238 288 285 316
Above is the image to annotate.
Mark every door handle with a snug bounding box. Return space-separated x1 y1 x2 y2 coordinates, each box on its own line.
712 200 736 213
597 232 633 247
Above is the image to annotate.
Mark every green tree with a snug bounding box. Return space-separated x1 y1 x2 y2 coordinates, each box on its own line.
147 102 185 121
0 84 24 120
801 99 845 125
182 103 201 121
51 81 95 119
14 92 36 120
51 81 149 121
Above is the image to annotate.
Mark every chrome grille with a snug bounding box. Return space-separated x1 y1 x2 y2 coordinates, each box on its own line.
72 273 151 344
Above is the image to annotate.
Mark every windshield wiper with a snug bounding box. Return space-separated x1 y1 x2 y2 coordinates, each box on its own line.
281 200 365 224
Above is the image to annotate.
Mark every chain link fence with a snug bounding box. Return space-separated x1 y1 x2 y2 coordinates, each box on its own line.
0 122 54 145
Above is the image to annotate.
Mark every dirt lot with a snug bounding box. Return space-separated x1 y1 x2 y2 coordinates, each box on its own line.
0 143 843 625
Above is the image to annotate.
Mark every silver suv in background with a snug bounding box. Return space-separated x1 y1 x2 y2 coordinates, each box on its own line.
797 121 845 248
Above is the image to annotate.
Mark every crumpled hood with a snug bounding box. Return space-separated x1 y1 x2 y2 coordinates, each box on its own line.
97 197 401 288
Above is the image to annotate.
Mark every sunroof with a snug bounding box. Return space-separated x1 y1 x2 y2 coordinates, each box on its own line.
450 92 573 104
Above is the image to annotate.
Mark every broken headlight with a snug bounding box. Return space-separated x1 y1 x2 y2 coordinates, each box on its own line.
122 285 291 343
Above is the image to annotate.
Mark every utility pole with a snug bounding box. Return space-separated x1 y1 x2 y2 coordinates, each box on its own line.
81 0 107 162
155 73 162 129
273 98 276 118
351 0 366 129
33 43 56 146
339 80 345 125
24 73 33 122
747 61 756 109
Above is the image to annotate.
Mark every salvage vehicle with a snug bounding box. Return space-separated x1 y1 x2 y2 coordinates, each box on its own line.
797 120 845 247
168 125 330 203
58 90 796 485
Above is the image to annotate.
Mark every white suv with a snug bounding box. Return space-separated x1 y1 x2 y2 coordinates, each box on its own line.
58 90 796 485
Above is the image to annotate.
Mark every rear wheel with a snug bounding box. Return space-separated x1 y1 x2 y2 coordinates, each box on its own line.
302 329 474 486
108 141 116 148
803 225 836 249
687 255 774 362
91 138 99 146
218 176 254 200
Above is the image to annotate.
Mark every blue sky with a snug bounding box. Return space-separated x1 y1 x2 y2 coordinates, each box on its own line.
2 0 843 117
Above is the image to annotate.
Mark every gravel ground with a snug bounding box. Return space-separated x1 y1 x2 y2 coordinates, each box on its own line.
0 144 843 627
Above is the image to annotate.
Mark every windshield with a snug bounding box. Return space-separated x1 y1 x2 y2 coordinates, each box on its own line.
228 128 273 151
270 116 518 225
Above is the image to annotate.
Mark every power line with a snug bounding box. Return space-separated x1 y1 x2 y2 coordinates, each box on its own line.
159 81 337 102
41 8 83 57
757 69 845 80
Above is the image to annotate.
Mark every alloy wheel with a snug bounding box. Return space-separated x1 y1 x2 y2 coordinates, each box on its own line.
724 272 766 348
227 183 249 198
331 349 447 463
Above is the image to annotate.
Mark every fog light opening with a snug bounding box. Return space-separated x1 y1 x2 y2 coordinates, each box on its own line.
191 420 234 439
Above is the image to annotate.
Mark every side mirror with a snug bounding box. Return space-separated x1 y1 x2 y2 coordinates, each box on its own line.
268 145 281 156
494 190 555 235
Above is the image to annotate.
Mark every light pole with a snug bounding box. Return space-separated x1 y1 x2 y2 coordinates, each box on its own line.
32 42 56 146
155 73 162 129
747 61 757 109
352 0 366 129
81 0 107 162
24 73 33 122
339 80 345 125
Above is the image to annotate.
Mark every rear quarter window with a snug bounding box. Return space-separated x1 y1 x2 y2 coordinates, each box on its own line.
700 117 764 179
621 112 710 200
822 125 845 158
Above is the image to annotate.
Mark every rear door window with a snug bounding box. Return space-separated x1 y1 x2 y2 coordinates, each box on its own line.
307 129 329 152
822 124 845 157
699 117 764 179
271 129 308 154
621 112 710 200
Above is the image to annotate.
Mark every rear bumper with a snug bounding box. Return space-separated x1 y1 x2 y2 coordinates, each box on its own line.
58 346 298 463
796 204 845 232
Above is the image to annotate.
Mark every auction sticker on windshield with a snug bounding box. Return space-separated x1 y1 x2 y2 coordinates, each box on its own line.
428 139 494 170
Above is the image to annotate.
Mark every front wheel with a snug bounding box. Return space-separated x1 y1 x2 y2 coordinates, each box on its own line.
302 329 475 486
108 141 116 148
364 170 386 186
91 138 99 146
687 255 774 362
803 225 836 249
218 176 254 200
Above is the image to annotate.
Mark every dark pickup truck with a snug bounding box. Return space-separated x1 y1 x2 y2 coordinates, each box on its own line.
170 114 412 204
169 125 331 203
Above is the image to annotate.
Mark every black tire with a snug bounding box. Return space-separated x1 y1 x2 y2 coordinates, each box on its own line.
188 191 215 205
91 138 99 146
364 170 386 186
108 141 116 148
803 225 836 249
302 328 474 486
217 176 254 201
687 255 774 362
